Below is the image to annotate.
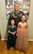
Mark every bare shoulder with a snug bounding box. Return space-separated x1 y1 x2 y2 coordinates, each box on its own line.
18 22 22 24
25 22 28 26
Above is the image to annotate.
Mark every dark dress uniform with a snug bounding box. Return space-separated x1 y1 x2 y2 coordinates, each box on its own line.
8 11 23 26
7 25 16 49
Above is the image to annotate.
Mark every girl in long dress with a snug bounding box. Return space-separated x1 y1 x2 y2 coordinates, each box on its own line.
15 15 29 52
7 19 16 49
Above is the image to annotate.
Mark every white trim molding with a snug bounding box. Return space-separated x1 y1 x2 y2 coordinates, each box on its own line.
1 39 33 41
28 39 33 41
1 39 7 40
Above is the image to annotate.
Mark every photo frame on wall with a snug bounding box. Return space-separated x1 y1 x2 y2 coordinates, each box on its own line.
22 0 30 19
5 0 13 19
5 0 31 20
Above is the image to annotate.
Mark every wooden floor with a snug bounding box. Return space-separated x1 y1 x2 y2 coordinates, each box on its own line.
0 40 33 54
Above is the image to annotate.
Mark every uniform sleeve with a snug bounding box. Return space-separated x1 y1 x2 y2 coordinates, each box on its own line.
8 11 13 25
8 26 11 31
8 14 11 25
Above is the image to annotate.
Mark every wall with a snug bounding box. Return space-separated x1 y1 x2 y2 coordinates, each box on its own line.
0 0 33 40
28 0 33 41
0 0 8 39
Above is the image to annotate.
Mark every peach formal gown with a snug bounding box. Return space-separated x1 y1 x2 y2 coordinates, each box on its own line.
15 22 29 52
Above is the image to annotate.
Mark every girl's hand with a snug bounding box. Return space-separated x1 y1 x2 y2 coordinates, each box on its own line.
10 32 13 34
12 32 15 35
8 30 13 35
14 31 16 34
10 32 15 35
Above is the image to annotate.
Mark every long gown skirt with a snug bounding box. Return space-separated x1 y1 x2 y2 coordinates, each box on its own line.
7 34 16 48
15 28 29 52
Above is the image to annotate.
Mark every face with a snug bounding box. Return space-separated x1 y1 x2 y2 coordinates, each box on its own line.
11 20 15 26
14 3 20 11
21 15 26 22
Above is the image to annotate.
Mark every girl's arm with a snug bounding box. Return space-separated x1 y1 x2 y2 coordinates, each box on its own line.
26 23 28 29
18 22 21 28
14 31 16 34
8 30 10 33
26 23 29 37
16 22 21 36
8 30 13 34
